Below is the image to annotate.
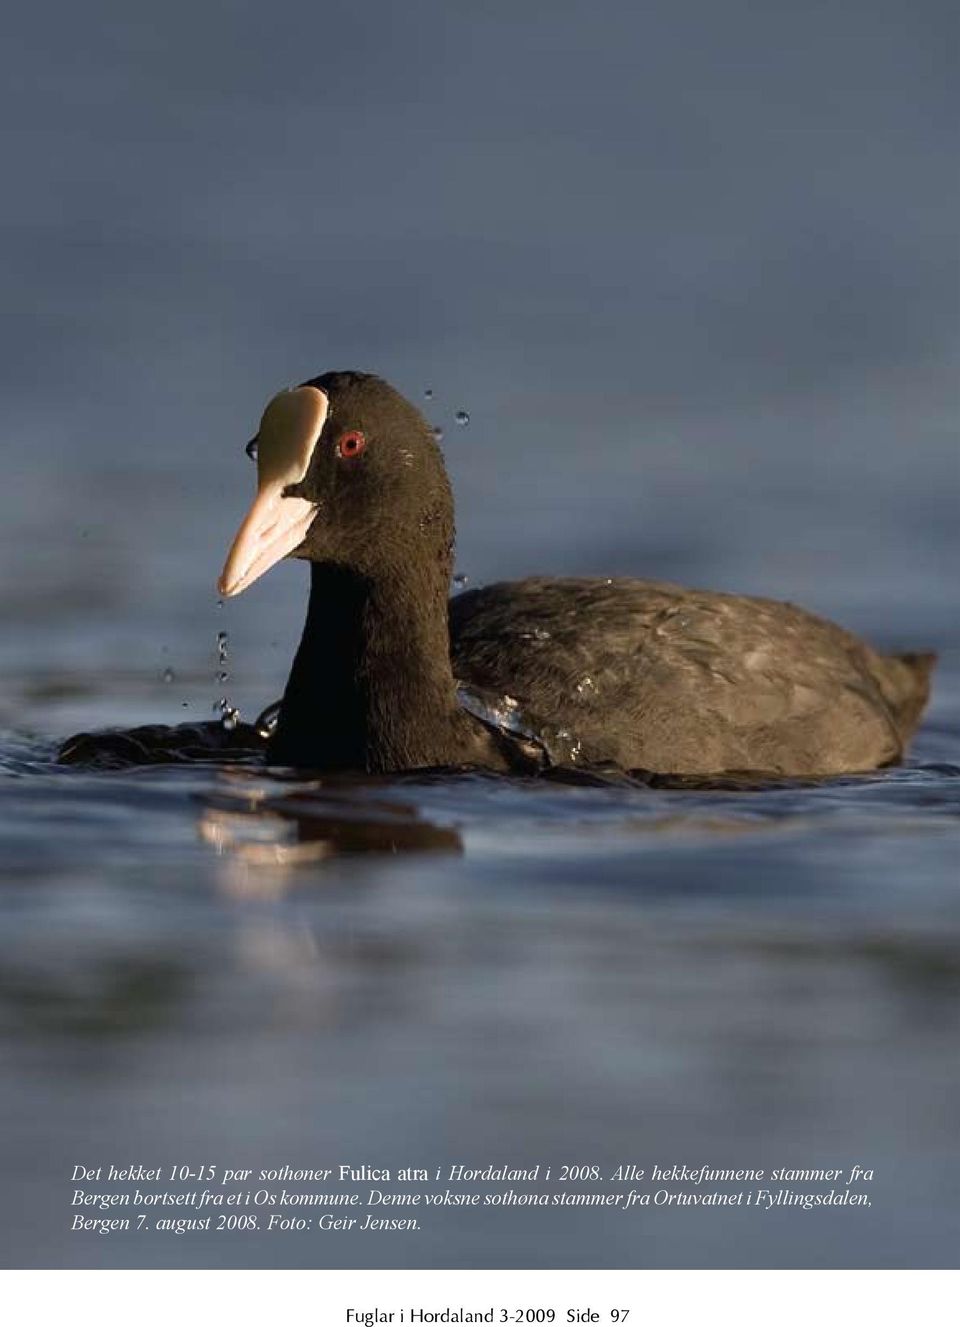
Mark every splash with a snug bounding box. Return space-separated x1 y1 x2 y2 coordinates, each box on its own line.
213 623 241 731
456 684 585 767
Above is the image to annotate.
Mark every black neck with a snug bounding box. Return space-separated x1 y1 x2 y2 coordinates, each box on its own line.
268 561 468 771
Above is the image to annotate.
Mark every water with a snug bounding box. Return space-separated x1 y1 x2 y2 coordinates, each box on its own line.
1 0 958 1274
1 650 958 1269
213 630 240 731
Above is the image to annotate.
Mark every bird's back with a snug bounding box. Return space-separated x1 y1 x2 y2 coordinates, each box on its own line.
449 577 934 776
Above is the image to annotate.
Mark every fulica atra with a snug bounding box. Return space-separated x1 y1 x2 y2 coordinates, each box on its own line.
210 370 933 777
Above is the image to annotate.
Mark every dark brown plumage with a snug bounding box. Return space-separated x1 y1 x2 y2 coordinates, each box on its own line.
58 369 935 777
260 371 933 776
450 577 934 775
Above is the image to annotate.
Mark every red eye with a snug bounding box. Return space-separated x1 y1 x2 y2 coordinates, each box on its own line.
337 430 367 459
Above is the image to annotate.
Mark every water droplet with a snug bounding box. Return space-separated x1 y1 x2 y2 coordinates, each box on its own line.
458 686 532 740
181 701 189 708
162 667 175 684
217 598 224 609
520 627 551 642
455 410 470 426
424 388 434 399
453 573 469 588
575 676 596 696
213 630 239 729
255 700 282 737
431 426 444 442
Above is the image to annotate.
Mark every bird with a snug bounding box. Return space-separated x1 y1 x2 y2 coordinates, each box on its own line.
205 369 933 778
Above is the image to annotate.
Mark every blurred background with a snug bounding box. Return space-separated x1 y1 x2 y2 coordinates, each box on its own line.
0 0 957 1271
0 0 956 719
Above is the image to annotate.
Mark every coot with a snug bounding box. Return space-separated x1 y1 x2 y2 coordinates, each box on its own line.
211 371 933 776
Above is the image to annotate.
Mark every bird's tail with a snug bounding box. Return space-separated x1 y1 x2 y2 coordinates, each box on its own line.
871 651 937 743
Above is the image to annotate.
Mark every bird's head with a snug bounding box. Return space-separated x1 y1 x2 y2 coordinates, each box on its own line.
218 371 454 597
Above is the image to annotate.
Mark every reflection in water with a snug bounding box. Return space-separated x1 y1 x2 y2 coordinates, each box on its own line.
197 785 463 896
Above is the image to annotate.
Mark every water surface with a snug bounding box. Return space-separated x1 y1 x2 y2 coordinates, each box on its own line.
1 647 958 1268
